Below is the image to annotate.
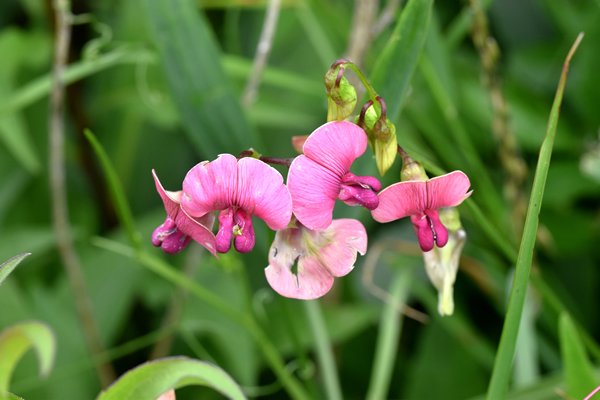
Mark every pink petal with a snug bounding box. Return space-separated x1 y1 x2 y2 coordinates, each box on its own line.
176 208 217 255
181 155 237 217
152 170 182 219
371 181 427 223
302 121 368 177
426 171 472 210
265 258 334 300
287 155 340 230
235 157 292 230
317 219 367 277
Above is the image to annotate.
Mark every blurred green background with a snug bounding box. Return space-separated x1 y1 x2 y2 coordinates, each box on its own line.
0 0 599 399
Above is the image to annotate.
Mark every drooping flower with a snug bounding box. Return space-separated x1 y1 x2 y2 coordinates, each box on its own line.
287 121 381 231
265 218 367 300
181 154 292 254
151 170 216 255
422 208 466 316
371 171 472 252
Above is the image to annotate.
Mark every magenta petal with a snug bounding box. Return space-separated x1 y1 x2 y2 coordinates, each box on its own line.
302 121 368 176
287 155 340 230
426 209 449 248
411 214 435 252
371 181 427 223
235 157 292 230
216 208 234 253
233 209 255 253
426 171 472 210
152 170 182 219
177 208 217 255
181 155 237 218
317 219 367 277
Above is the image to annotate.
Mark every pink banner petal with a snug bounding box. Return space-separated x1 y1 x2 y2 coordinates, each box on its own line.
181 155 237 217
236 157 292 230
302 121 367 177
426 171 472 210
371 181 427 223
287 155 340 230
152 170 182 219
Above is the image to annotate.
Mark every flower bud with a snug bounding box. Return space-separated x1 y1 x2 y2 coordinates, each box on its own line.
325 66 357 121
359 101 397 176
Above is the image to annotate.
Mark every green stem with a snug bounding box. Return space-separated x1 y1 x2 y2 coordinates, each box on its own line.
366 269 412 400
485 33 583 400
343 61 379 102
304 301 343 400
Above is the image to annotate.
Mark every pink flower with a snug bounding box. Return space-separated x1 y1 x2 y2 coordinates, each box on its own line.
371 171 472 252
181 154 292 254
151 170 216 255
287 121 381 230
264 219 367 300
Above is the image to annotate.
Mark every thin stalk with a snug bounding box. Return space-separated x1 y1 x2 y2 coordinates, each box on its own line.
48 0 115 387
304 301 343 400
242 0 281 106
485 33 583 400
366 269 412 400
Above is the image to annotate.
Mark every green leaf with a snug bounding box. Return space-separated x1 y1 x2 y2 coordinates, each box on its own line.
0 321 56 393
558 313 596 399
0 253 30 285
96 356 246 400
369 0 433 122
486 33 584 400
144 0 255 157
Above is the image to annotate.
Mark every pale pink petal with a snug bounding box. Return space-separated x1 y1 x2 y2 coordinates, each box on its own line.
371 181 427 223
155 389 176 400
426 171 472 210
287 155 340 230
265 258 334 300
235 157 292 230
181 155 237 218
317 219 367 277
152 170 181 219
302 121 368 177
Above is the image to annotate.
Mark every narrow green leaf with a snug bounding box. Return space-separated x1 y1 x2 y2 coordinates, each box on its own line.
0 391 24 400
144 0 255 157
96 356 246 400
0 253 30 285
366 268 412 400
0 321 56 393
486 33 584 400
84 129 141 250
0 48 155 116
559 313 597 399
370 0 433 122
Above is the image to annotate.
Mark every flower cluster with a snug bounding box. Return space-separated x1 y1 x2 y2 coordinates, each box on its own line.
151 59 473 313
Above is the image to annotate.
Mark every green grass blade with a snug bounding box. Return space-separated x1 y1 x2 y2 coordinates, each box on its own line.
144 0 255 157
485 33 584 400
558 312 596 399
369 0 433 122
304 301 343 400
0 48 155 116
366 268 412 400
84 129 142 250
0 253 30 286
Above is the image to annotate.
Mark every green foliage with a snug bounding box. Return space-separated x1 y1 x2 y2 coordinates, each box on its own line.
0 322 55 394
0 0 599 399
0 253 30 285
96 357 245 400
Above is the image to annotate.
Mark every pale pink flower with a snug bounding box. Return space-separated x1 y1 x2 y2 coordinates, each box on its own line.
371 171 471 252
265 219 367 299
181 154 292 253
287 121 381 231
151 170 216 255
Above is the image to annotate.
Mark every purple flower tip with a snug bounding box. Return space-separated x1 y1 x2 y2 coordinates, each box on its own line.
338 172 381 210
152 217 191 254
